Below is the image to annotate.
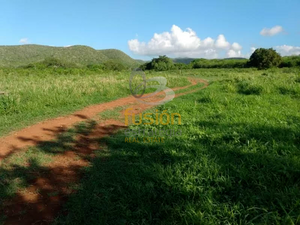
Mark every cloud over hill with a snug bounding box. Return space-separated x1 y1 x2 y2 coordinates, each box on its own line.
128 25 242 58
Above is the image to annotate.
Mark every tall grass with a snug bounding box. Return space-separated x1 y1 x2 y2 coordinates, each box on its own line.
53 67 300 224
1 67 300 224
0 68 188 136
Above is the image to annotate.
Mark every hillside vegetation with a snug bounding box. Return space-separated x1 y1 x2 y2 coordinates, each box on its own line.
0 44 141 67
142 50 300 71
172 57 247 64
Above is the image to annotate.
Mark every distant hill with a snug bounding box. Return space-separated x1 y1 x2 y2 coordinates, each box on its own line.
172 58 196 64
98 49 141 66
0 44 141 67
172 57 248 64
223 57 247 60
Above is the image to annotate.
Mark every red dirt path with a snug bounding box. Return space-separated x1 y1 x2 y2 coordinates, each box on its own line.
0 78 209 225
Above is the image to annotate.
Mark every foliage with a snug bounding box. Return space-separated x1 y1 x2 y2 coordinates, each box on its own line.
249 48 282 69
174 62 190 70
102 60 127 71
172 57 196 64
98 49 141 68
141 55 175 71
279 55 300 68
191 58 248 69
141 57 249 71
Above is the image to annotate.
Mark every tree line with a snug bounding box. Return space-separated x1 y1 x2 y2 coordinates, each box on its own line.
17 48 300 71
140 48 300 71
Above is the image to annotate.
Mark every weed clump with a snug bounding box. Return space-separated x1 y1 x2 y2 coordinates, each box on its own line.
237 81 263 95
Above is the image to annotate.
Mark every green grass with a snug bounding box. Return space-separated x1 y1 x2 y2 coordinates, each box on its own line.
52 68 300 224
98 106 125 121
1 67 300 224
0 68 189 137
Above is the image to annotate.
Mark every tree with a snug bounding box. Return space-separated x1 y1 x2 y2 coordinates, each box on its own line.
150 55 174 71
249 48 281 69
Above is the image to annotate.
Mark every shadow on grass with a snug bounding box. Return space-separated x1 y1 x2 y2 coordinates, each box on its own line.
0 120 126 224
1 116 300 224
53 120 300 224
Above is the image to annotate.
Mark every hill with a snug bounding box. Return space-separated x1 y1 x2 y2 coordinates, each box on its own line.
172 58 196 64
98 49 139 66
0 44 141 67
173 57 247 64
223 57 247 60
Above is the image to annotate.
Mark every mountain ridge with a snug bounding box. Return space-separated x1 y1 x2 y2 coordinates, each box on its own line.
0 44 141 67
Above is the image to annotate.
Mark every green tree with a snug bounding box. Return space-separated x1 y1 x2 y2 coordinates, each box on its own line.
249 48 281 69
150 55 174 71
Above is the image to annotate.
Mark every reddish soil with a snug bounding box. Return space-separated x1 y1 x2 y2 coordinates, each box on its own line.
0 78 209 225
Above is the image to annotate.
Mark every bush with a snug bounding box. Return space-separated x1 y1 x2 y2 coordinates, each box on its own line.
103 60 126 71
141 55 174 71
40 57 78 68
279 56 300 68
191 58 248 69
174 63 188 70
249 48 281 69
87 64 105 71
20 57 78 69
237 81 263 95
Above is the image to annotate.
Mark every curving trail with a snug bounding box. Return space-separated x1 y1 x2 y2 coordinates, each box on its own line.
1 77 209 225
0 78 208 161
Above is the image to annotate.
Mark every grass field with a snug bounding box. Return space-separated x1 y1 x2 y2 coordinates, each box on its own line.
0 67 188 137
56 68 300 224
1 67 300 224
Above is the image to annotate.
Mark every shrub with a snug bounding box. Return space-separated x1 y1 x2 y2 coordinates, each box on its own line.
87 64 105 71
174 63 187 70
278 86 299 96
151 55 174 71
141 55 174 71
237 81 263 95
279 56 300 68
191 58 248 69
249 48 281 69
103 60 126 71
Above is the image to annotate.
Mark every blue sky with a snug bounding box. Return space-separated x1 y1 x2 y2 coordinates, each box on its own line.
1 0 299 59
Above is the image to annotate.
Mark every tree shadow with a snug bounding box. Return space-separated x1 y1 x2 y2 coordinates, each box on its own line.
1 117 300 224
0 120 126 225
53 120 300 224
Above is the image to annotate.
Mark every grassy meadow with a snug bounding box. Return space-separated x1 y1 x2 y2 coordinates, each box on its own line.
0 67 188 136
54 67 300 224
1 67 300 224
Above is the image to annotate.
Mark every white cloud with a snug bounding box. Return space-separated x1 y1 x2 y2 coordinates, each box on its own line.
19 38 29 44
250 47 256 53
128 25 242 58
227 42 243 57
215 35 230 49
245 45 300 58
227 49 242 58
260 26 283 36
275 45 300 56
232 42 242 51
